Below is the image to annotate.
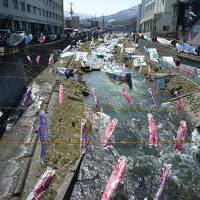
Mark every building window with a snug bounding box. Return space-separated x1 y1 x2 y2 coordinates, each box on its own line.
162 0 165 5
49 12 52 18
27 4 31 13
3 0 9 7
46 10 49 17
33 6 36 15
12 0 18 9
20 2 25 11
163 26 169 31
42 9 45 16
38 8 41 16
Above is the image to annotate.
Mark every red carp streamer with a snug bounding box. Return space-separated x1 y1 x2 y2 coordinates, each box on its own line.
26 167 55 200
175 121 187 151
36 55 40 65
91 88 99 108
175 92 184 111
101 156 128 200
27 55 32 64
155 164 171 200
80 119 88 155
58 84 64 106
120 88 134 104
148 114 158 146
102 119 118 149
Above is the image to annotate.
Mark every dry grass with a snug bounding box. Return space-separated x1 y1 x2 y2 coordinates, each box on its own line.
79 41 91 52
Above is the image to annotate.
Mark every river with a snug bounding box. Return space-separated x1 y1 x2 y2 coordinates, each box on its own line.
71 55 200 199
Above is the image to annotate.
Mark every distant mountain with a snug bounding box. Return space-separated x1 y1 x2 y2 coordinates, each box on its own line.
64 11 92 20
80 5 138 23
102 5 138 22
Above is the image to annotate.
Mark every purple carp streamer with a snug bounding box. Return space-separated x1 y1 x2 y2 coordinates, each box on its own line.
91 87 100 108
101 156 128 200
148 88 157 108
39 111 48 161
58 84 64 106
175 121 187 151
155 164 172 200
80 119 88 155
148 114 158 146
26 167 55 200
22 85 32 110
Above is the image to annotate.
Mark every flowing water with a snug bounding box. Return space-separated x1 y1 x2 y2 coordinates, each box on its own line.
71 62 200 199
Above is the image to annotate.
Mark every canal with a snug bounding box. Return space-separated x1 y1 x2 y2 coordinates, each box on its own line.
71 58 200 199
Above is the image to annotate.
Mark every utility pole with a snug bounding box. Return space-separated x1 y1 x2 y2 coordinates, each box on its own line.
102 14 105 29
70 2 73 19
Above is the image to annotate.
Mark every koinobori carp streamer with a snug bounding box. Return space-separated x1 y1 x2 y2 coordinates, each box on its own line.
80 119 88 155
155 164 172 200
36 55 40 65
101 156 128 200
102 119 118 149
38 111 48 161
27 55 32 64
175 121 187 151
148 113 158 146
120 88 134 105
26 167 55 200
22 85 32 110
91 87 99 108
58 84 64 106
148 88 157 108
175 91 184 111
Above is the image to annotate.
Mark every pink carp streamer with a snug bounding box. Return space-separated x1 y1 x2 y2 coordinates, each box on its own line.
80 119 88 155
36 55 40 65
101 156 128 200
91 88 99 108
102 119 118 149
155 164 172 200
58 84 64 106
175 92 184 111
27 55 32 64
175 121 187 151
120 88 134 105
26 167 55 200
148 114 158 146
148 88 157 108
38 36 46 43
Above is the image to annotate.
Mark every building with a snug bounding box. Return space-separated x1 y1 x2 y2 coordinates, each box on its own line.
138 0 177 36
174 0 200 45
65 16 80 29
0 0 64 35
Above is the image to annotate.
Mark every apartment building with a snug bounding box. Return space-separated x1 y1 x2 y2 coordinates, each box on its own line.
0 0 64 35
137 0 177 36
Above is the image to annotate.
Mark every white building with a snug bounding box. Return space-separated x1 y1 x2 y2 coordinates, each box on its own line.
138 0 177 36
0 0 64 34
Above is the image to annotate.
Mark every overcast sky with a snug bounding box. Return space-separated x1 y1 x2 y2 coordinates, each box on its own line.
64 0 141 16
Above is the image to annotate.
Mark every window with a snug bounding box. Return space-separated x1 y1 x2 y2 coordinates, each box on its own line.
49 12 52 18
27 4 31 13
20 2 25 11
38 8 41 16
3 0 8 7
33 6 36 14
46 10 49 17
42 9 45 16
162 0 165 5
163 26 169 31
13 0 18 9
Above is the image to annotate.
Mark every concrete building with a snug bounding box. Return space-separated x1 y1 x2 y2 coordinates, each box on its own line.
138 0 177 36
0 0 64 35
